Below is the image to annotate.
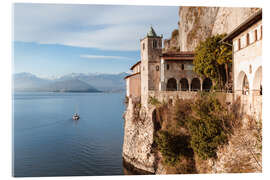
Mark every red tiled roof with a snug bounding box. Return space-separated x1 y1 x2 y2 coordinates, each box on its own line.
161 51 194 61
124 72 140 79
130 61 141 70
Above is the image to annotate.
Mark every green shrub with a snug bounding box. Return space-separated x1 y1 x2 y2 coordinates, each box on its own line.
173 98 192 127
148 96 161 107
187 93 229 159
154 130 193 166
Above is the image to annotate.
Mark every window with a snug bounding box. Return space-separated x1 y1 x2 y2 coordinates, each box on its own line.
156 65 159 71
143 43 145 50
254 29 258 41
246 33 250 45
181 64 184 70
238 38 241 50
153 40 157 49
249 64 252 74
260 25 263 39
166 64 170 70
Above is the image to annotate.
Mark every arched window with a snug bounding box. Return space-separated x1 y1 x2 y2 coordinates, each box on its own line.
191 78 200 91
179 78 189 91
242 74 249 95
167 64 170 70
253 66 262 95
153 40 157 48
202 78 212 92
156 65 159 71
181 64 184 70
142 43 145 50
166 78 177 91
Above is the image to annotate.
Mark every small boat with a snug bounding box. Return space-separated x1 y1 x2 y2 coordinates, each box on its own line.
72 113 80 120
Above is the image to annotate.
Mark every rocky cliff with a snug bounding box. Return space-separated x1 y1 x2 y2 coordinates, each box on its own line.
165 7 259 52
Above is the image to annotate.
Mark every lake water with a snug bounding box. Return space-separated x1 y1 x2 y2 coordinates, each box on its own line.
13 92 126 177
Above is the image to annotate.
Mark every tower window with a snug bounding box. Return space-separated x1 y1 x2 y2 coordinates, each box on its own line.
156 65 159 71
246 33 250 46
181 64 184 70
254 29 258 41
260 25 262 39
153 40 157 48
143 43 145 50
167 64 170 70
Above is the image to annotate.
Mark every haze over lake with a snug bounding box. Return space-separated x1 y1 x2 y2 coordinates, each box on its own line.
13 92 125 176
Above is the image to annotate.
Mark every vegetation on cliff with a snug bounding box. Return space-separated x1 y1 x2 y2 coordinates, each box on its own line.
193 34 232 90
150 93 261 173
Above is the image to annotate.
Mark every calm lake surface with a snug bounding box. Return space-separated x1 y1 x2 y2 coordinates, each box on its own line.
13 92 126 177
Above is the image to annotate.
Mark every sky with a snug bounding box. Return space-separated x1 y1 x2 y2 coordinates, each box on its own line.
13 3 179 78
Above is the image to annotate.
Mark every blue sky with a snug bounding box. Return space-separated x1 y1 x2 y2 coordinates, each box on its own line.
13 3 179 78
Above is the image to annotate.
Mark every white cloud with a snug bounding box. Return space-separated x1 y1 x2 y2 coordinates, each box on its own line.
13 4 179 51
80 54 131 60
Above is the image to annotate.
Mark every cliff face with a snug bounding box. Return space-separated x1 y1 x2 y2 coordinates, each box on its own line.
122 99 156 173
176 7 259 51
178 7 219 51
163 29 179 52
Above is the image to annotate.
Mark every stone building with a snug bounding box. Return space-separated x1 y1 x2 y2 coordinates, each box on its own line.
223 9 262 120
125 26 212 106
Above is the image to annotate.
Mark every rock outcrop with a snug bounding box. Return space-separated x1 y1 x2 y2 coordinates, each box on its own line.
122 98 156 173
163 29 180 52
175 7 260 52
178 7 219 51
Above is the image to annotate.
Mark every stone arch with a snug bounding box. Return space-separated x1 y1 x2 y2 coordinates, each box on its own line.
152 109 161 131
242 74 249 95
202 78 212 92
237 71 249 95
166 78 177 91
179 78 189 91
191 78 200 91
253 66 262 95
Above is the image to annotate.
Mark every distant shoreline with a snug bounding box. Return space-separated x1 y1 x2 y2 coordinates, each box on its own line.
13 90 125 94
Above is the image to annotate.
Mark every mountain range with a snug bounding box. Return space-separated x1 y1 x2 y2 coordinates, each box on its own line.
13 72 129 93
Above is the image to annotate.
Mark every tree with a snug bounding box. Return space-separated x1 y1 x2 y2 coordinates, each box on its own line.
193 34 232 90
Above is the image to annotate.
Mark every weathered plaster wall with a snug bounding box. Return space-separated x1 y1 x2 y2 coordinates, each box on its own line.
128 74 141 98
233 21 262 94
140 36 162 107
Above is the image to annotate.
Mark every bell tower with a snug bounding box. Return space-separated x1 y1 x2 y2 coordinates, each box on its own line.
140 26 162 106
